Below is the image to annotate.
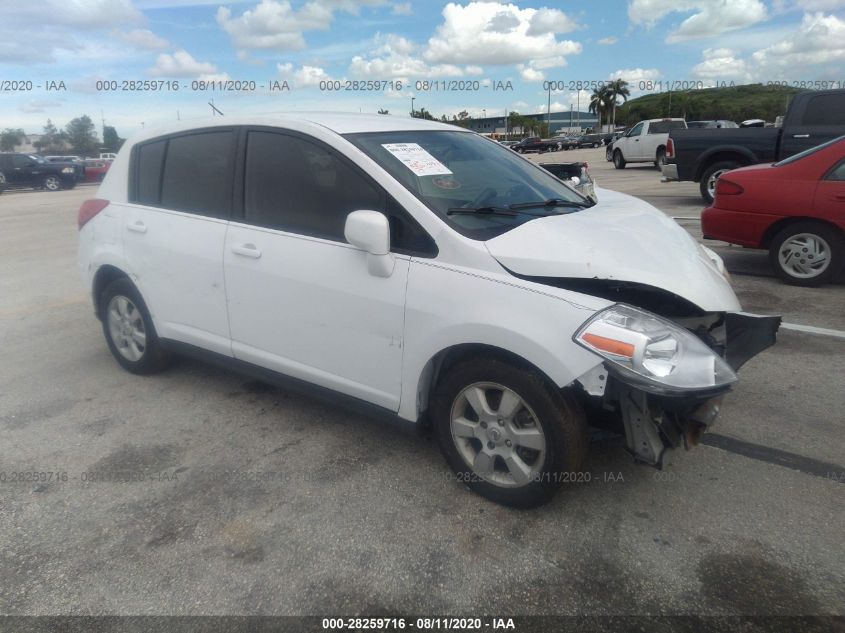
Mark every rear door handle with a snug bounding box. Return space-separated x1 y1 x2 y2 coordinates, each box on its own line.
793 134 810 138
127 220 147 233
232 243 261 259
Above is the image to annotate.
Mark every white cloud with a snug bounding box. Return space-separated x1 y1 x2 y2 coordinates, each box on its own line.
348 33 484 78
216 0 387 54
423 2 582 66
19 99 65 114
791 0 845 9
148 50 219 77
392 2 411 15
751 11 845 69
628 0 769 42
597 36 618 45
608 68 662 96
277 62 338 87
43 0 142 28
526 8 579 35
117 28 169 50
691 47 752 81
519 66 545 82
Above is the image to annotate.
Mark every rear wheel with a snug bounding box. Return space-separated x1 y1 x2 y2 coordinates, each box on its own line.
434 357 588 508
613 149 626 169
769 222 844 286
700 161 740 203
0 171 6 194
100 277 170 374
655 147 667 169
605 145 613 161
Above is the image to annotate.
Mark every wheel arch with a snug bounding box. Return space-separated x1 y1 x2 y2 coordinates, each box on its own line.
694 149 755 181
92 264 131 320
761 216 845 249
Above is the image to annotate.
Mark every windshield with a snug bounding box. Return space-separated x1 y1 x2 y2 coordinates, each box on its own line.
774 135 845 167
345 130 589 240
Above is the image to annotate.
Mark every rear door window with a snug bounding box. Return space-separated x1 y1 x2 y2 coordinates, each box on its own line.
134 140 167 205
801 94 845 126
160 131 235 218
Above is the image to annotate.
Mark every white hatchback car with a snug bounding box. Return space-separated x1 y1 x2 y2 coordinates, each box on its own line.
78 114 779 507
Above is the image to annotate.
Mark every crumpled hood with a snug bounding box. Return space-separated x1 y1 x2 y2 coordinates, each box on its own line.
485 188 741 312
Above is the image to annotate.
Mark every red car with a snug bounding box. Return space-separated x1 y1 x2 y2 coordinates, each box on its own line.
702 135 845 286
83 159 111 183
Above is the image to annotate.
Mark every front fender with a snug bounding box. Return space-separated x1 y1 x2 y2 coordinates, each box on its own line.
398 260 609 421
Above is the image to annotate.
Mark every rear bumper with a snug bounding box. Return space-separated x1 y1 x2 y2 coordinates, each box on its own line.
700 206 779 247
660 163 678 182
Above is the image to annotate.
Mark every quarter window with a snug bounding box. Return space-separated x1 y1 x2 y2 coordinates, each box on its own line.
244 131 381 242
828 160 845 181
135 140 167 206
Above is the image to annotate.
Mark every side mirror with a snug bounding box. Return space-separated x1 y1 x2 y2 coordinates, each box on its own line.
344 210 395 277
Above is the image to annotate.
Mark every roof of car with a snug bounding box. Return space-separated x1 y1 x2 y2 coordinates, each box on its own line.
129 112 464 145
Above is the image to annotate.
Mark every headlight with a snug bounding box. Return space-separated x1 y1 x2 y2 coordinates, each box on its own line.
61 167 74 174
574 304 736 394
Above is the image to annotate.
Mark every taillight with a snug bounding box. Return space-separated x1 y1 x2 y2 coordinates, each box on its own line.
666 138 674 158
78 198 109 230
715 179 744 196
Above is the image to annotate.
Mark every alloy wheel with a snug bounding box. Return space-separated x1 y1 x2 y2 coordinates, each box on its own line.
106 295 147 361
706 169 729 198
449 382 546 488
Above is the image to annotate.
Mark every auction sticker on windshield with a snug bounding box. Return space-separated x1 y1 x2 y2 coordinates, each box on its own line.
381 143 453 176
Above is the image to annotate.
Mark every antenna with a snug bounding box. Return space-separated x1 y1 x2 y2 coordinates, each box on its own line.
209 100 224 116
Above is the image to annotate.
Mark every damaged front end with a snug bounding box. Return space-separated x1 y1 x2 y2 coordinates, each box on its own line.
573 304 780 467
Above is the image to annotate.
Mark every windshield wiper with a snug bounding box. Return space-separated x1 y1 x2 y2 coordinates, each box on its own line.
508 197 591 210
446 206 517 217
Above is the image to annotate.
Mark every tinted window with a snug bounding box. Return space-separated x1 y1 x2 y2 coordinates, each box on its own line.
244 131 381 242
160 131 234 218
12 155 32 168
801 94 845 126
0 155 10 169
828 160 845 181
628 122 644 136
648 120 686 134
135 140 167 205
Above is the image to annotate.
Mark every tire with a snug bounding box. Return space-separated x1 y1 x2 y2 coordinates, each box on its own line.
99 277 170 374
699 161 740 203
0 171 6 194
606 145 613 161
613 149 626 169
768 222 844 286
43 175 62 191
655 147 666 169
433 357 588 508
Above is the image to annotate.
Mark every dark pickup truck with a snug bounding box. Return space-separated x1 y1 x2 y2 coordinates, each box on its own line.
0 153 79 193
661 89 845 202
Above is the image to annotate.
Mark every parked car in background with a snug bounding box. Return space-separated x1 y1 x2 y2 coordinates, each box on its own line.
687 120 739 129
99 152 117 161
539 161 596 202
511 136 560 154
702 135 845 286
79 114 778 507
83 159 111 183
663 90 845 202
0 153 78 192
611 118 687 169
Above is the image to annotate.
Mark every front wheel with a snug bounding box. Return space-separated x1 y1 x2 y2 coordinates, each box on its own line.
700 161 739 203
613 150 626 169
43 175 62 191
605 145 613 161
769 222 844 286
100 277 171 374
434 358 588 508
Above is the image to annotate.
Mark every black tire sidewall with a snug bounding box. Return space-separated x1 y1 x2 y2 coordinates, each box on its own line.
700 161 739 203
433 358 588 508
613 150 625 169
768 222 844 286
99 277 169 374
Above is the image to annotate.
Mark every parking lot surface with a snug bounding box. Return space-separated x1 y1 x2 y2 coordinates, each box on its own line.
1 161 843 619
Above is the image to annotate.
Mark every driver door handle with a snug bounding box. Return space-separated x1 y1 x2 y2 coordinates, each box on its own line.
232 243 261 259
793 134 810 138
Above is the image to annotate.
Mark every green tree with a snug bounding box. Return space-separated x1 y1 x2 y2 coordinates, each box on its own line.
589 85 609 131
410 107 435 120
64 115 99 156
102 125 124 152
377 108 389 115
34 119 66 153
607 78 631 129
0 128 26 152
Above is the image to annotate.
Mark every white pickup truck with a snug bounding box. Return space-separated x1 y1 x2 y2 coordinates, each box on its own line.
610 118 687 169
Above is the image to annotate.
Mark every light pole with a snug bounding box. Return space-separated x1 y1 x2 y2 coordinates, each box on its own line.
411 96 415 117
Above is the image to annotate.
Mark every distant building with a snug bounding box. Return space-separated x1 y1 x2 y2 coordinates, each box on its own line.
464 111 599 137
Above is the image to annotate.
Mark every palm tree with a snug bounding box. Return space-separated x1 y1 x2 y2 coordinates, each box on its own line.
589 86 608 132
607 79 630 130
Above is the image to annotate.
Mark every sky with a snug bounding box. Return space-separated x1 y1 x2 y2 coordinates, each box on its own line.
1 0 844 137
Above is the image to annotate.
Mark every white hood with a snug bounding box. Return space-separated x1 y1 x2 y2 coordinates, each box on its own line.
485 188 741 312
